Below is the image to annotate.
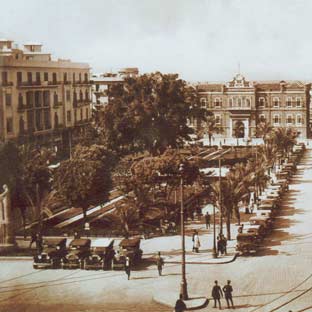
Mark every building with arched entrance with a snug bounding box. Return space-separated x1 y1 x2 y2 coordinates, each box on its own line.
194 74 311 139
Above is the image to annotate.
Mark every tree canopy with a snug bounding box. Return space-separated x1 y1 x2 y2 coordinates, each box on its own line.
98 72 200 155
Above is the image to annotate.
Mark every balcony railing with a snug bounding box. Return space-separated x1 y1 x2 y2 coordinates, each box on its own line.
0 81 13 87
17 104 27 112
73 80 91 86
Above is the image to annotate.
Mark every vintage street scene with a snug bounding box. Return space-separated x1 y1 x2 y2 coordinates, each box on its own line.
1 1 312 311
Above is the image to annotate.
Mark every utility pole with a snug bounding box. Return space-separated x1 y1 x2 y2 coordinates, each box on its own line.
179 164 188 300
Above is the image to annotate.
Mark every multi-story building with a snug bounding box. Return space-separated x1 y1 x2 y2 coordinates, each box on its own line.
91 67 139 114
0 38 92 152
195 73 311 139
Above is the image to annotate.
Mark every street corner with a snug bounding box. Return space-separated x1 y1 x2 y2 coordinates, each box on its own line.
153 291 209 310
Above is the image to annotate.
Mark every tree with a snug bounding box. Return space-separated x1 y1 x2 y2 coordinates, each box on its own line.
198 113 222 146
233 121 245 145
54 145 114 223
98 72 199 155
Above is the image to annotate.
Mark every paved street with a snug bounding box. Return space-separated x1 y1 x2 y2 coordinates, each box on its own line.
1 150 312 312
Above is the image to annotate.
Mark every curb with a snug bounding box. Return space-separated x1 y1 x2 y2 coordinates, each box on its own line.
164 253 239 265
0 256 33 261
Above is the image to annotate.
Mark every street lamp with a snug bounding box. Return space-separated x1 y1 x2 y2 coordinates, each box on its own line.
212 201 217 258
218 145 223 235
179 164 188 300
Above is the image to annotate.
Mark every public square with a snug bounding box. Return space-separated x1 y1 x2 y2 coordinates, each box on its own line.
0 150 312 312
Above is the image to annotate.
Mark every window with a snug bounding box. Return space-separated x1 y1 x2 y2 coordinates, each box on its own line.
67 110 71 122
80 108 83 120
245 98 251 107
286 97 292 107
35 91 41 107
63 72 67 82
80 90 83 101
86 107 89 120
6 118 13 134
85 90 89 101
26 91 33 108
2 71 8 84
74 110 77 123
18 93 23 108
44 109 51 129
259 97 265 107
79 73 82 82
44 72 49 82
286 115 293 125
73 73 76 82
229 98 233 107
52 73 57 84
43 91 50 107
66 90 71 101
296 97 302 107
27 72 32 83
297 114 302 124
273 97 280 107
5 94 12 106
19 116 25 134
36 72 40 84
54 112 59 128
27 110 34 131
259 114 266 122
53 92 58 106
215 115 221 124
273 114 280 125
17 72 22 85
237 98 242 107
84 73 88 82
214 98 221 107
200 98 207 108
35 109 42 130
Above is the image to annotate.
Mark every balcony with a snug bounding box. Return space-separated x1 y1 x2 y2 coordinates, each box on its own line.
73 80 91 86
53 101 63 108
17 104 27 112
0 81 13 87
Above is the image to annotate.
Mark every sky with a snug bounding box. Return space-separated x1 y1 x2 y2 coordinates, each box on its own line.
1 0 312 82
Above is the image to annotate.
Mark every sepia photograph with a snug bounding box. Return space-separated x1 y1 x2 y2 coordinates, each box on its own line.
0 0 312 311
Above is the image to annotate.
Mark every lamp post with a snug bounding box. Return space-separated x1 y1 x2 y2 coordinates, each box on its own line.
218 146 223 235
179 164 188 300
212 202 217 258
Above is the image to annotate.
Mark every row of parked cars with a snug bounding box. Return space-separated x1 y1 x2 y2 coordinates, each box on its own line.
33 237 143 270
236 143 305 254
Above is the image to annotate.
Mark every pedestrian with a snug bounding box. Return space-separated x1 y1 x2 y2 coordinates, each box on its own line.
221 234 227 255
36 233 43 253
211 280 223 309
193 230 200 253
174 294 187 312
156 251 164 276
192 230 196 252
217 236 223 256
125 256 131 280
223 280 234 309
29 231 37 249
205 212 211 229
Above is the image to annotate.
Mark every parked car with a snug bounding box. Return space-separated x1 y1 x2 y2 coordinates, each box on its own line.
61 238 91 269
236 233 259 254
33 238 67 269
84 238 115 270
242 224 266 242
112 237 143 270
249 216 272 232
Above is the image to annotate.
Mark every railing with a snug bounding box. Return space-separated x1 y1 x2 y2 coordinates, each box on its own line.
0 81 13 87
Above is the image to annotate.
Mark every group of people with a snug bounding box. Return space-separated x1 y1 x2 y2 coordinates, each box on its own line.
175 280 235 311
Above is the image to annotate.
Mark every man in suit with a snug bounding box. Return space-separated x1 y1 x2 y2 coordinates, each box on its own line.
211 280 223 309
223 280 234 309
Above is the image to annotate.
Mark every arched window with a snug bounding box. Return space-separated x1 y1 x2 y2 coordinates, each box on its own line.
214 98 221 107
286 115 293 125
200 98 207 108
297 114 302 124
80 90 83 101
273 114 280 125
296 97 302 107
286 97 292 107
245 98 251 107
237 98 242 107
85 90 89 101
273 97 280 107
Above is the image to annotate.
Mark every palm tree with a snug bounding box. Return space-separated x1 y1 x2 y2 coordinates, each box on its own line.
201 114 221 146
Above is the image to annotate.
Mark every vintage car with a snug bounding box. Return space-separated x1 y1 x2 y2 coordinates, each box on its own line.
84 238 115 270
112 237 143 270
236 233 259 254
242 224 266 242
256 209 272 218
33 238 67 269
61 238 91 269
249 216 272 232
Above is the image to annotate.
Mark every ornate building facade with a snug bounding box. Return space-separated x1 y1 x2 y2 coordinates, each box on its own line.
195 74 311 139
0 39 92 153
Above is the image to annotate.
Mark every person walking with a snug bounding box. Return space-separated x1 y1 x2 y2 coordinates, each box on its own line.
212 280 223 309
125 256 131 280
156 251 164 276
205 212 211 229
174 294 187 312
223 280 234 309
29 231 37 249
221 234 227 255
193 230 200 253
